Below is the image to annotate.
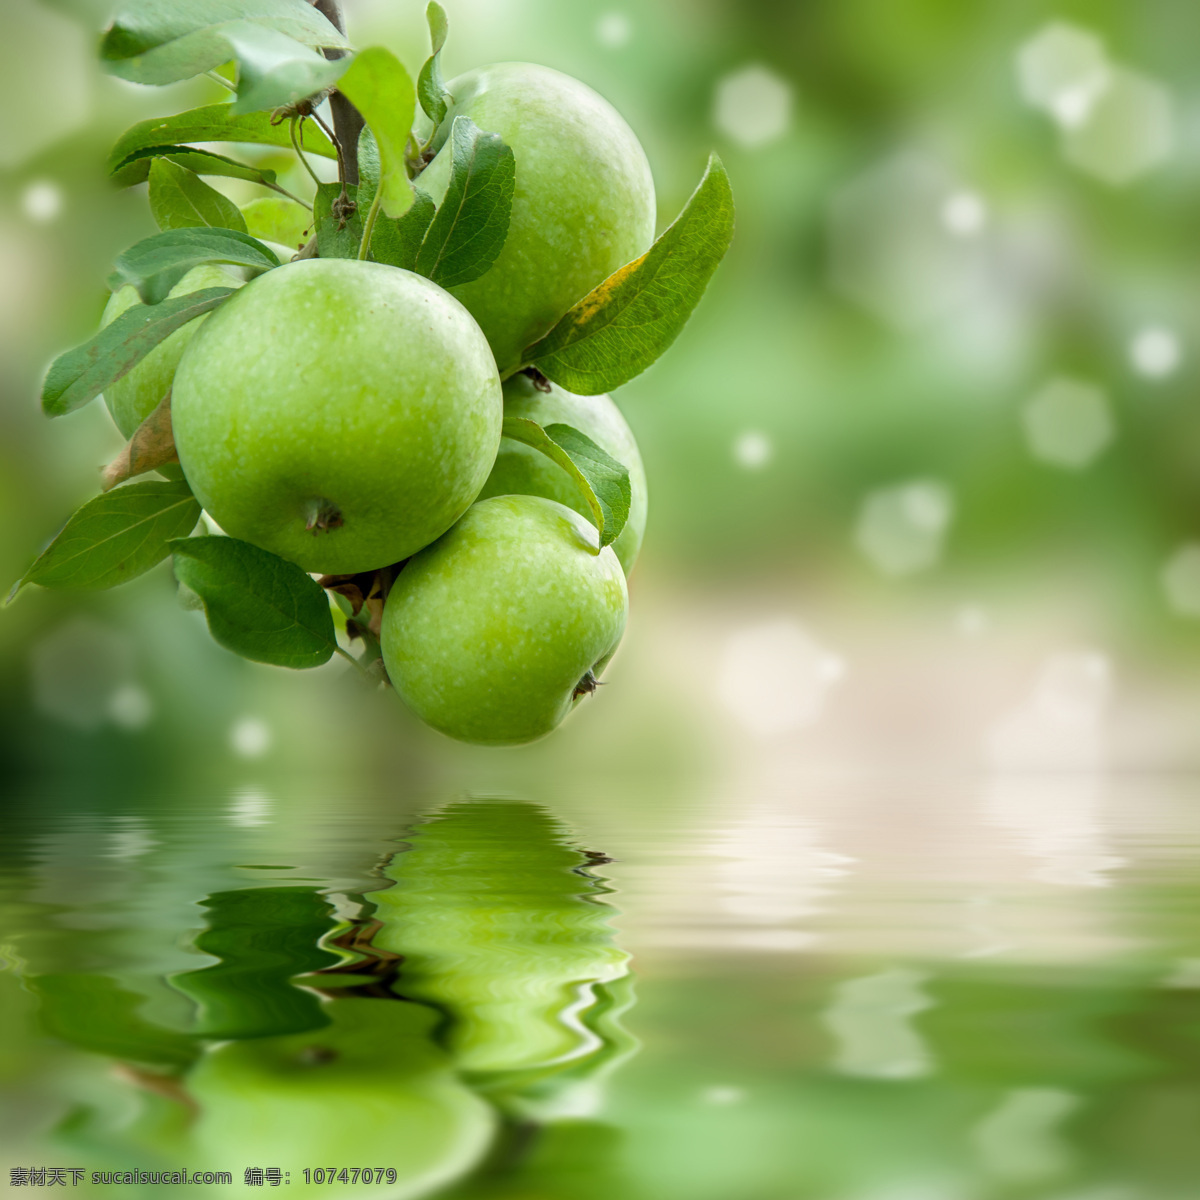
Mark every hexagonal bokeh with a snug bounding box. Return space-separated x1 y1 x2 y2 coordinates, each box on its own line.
1162 544 1200 617
30 617 135 731
715 619 843 738
1130 326 1182 378
1016 21 1111 128
1062 66 1174 186
712 63 793 149
828 153 987 328
1 4 92 167
1021 377 1114 469
855 479 955 576
595 12 632 48
732 429 772 470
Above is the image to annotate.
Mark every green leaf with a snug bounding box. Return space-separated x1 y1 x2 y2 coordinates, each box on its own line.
169 537 339 669
113 145 281 190
101 0 349 84
357 134 434 268
499 417 631 550
30 974 198 1071
223 23 350 115
42 288 236 417
172 888 337 1040
372 190 435 270
149 159 247 232
313 182 362 260
417 1 450 127
523 154 735 394
241 196 311 250
9 480 201 601
108 103 336 178
337 47 416 220
413 116 514 289
109 227 279 305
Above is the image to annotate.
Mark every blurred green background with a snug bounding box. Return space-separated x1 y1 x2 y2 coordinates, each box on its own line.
3 5 1200 1195
3 0 1200 790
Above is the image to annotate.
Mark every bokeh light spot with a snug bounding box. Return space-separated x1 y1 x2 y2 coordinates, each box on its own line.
595 12 632 48
824 968 935 1079
828 154 987 328
713 64 793 149
0 5 91 167
1162 543 1200 617
732 429 772 470
699 1085 746 1106
1062 67 1173 185
715 619 843 739
1129 326 1181 378
1022 377 1114 469
855 480 955 576
941 190 987 237
107 684 154 731
228 785 272 827
30 617 134 732
1016 22 1110 128
21 180 64 224
230 716 272 758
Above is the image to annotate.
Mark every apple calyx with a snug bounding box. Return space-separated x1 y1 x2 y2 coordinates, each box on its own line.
305 498 345 534
572 669 605 700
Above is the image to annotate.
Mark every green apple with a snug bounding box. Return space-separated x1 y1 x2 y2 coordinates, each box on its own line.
381 494 627 745
419 62 656 375
172 258 502 575
369 799 636 1118
479 373 649 574
101 263 247 439
186 998 495 1198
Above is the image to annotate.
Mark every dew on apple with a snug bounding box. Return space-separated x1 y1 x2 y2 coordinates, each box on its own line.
712 64 793 149
1021 377 1113 469
1130 326 1181 378
230 717 271 759
855 480 954 576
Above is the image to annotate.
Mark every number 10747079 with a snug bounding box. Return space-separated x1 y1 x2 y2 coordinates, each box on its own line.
302 1168 399 1185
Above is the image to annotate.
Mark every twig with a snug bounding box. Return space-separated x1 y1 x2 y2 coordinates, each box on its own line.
289 116 324 188
265 181 314 211
313 0 363 186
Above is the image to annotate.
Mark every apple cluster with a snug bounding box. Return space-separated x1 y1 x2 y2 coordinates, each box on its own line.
21 0 732 748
